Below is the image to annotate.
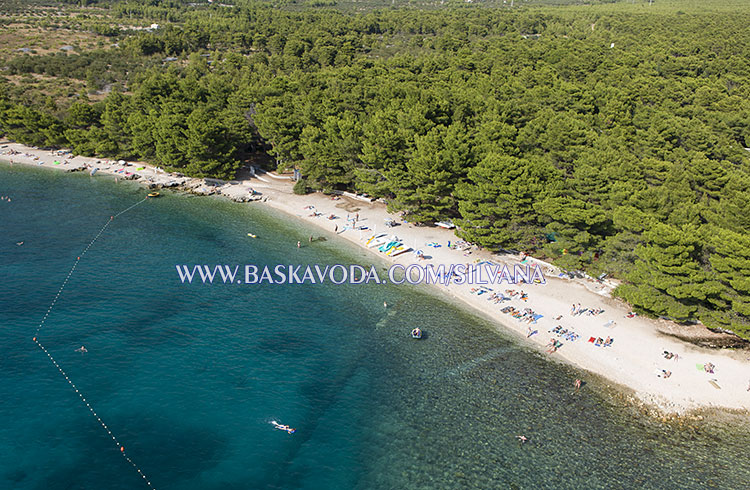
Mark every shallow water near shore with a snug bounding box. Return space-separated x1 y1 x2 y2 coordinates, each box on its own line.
1 164 750 489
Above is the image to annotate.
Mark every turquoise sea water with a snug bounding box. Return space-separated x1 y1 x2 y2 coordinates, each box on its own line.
1 164 750 489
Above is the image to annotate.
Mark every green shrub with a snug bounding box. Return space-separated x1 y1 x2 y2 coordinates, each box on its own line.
293 178 309 195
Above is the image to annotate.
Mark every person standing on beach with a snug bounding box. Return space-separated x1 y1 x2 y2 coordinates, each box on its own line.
575 379 581 392
334 225 338 233
297 241 301 248
309 235 313 243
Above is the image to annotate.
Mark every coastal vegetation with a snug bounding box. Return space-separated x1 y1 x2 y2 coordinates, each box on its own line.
1 0 750 338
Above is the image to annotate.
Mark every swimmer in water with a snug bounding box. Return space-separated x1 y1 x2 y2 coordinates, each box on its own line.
516 435 528 443
272 421 296 434
75 346 87 353
16 241 24 246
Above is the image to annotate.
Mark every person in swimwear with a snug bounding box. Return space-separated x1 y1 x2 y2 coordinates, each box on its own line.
76 346 87 353
273 422 296 434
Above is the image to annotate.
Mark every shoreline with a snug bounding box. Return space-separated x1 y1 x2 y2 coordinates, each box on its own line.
3 140 750 416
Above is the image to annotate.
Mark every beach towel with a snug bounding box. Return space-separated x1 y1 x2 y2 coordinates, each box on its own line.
588 337 595 343
696 363 704 371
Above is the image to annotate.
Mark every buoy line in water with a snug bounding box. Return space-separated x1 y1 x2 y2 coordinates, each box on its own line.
33 339 155 487
34 197 148 338
32 196 155 488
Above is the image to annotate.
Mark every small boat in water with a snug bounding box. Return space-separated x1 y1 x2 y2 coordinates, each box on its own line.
147 192 160 198
411 328 423 339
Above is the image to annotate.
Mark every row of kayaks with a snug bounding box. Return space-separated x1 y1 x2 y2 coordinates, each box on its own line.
365 233 412 257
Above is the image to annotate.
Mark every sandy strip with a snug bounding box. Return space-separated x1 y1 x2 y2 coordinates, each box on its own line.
3 141 749 415
0 142 193 188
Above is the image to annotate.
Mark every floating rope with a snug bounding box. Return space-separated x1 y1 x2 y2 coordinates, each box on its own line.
34 197 148 338
32 195 154 488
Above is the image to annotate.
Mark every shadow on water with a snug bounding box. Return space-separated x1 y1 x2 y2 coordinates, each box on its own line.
259 352 369 489
30 411 226 490
122 413 226 489
256 333 318 358
109 297 190 346
4 469 27 487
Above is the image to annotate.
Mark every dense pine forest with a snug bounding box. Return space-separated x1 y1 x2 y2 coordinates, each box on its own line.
1 0 749 339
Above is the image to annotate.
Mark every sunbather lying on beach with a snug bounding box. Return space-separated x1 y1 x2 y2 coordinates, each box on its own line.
662 351 679 361
546 339 562 353
656 369 672 379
